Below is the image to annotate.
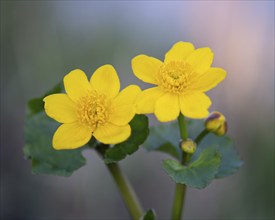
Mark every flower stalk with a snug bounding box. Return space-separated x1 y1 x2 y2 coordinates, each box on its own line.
96 144 143 220
194 129 209 145
171 113 189 220
106 162 143 220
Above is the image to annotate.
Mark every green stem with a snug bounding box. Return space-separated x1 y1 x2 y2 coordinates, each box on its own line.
172 182 186 220
106 163 143 220
95 145 143 220
171 114 189 220
178 113 188 141
194 129 209 145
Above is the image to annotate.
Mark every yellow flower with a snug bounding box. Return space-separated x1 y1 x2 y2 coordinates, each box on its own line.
43 65 141 150
132 42 226 122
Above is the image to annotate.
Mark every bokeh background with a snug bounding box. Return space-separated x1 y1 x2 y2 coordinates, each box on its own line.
1 1 274 219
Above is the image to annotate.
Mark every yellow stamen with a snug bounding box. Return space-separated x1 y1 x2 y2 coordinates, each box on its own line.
76 91 112 130
157 61 198 94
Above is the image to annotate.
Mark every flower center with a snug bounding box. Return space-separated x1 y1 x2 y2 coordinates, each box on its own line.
157 61 197 94
76 91 112 131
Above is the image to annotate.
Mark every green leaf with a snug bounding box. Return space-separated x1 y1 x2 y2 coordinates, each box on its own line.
190 134 243 178
142 122 181 159
27 82 63 116
144 120 242 178
187 119 243 178
141 209 156 220
24 112 86 176
156 144 180 159
104 114 149 164
162 147 221 189
215 137 243 178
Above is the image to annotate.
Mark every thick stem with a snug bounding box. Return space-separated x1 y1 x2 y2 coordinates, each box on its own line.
95 145 143 220
171 114 189 220
171 182 186 220
178 113 188 141
106 163 143 220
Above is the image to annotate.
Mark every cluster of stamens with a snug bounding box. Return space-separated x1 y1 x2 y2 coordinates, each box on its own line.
76 91 112 131
156 61 196 94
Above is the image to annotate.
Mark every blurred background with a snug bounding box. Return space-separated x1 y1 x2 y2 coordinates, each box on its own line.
1 1 274 219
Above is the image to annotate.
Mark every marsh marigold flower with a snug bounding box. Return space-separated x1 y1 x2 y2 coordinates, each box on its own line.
132 42 226 122
43 65 141 150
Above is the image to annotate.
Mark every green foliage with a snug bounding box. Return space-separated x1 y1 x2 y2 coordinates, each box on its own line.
142 122 181 159
190 135 243 178
27 82 63 116
104 115 149 164
163 147 221 189
141 209 156 220
24 112 86 176
143 120 242 187
187 120 243 178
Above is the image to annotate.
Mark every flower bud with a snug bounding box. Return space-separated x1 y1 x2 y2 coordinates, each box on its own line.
180 139 197 154
205 111 227 136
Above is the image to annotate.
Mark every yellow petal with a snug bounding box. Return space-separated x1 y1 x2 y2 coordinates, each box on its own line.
43 94 77 123
90 64 120 98
109 85 141 126
135 87 165 114
64 69 92 102
186 48 214 74
113 85 141 106
155 93 180 122
179 92 211 119
53 123 92 150
132 55 162 84
191 68 226 92
94 123 130 144
164 42 195 63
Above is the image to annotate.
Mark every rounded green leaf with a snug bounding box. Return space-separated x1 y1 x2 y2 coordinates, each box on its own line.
162 147 221 189
24 112 86 176
190 135 243 178
142 122 181 159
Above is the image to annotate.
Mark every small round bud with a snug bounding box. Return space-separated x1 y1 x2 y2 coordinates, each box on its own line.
180 139 197 154
205 111 227 136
